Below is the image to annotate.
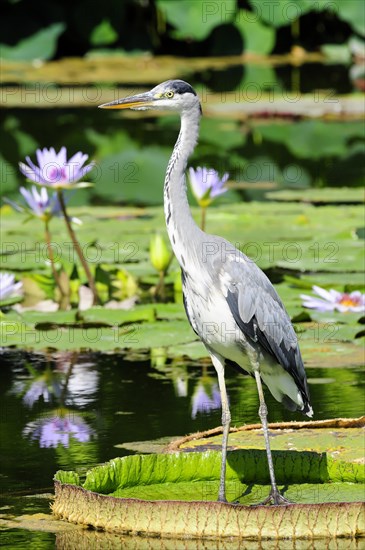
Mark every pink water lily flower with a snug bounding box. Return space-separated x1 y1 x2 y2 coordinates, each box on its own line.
301 285 365 313
19 146 94 189
188 167 229 207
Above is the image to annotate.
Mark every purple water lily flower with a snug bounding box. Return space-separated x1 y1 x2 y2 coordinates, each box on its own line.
5 185 81 224
188 167 229 207
191 381 223 419
19 186 61 217
0 272 23 301
19 146 94 189
301 285 365 313
23 412 94 448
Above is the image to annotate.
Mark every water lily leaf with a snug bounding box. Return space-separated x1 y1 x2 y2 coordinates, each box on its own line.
172 341 207 359
53 423 365 537
154 303 186 320
0 24 65 61
4 309 76 325
177 422 365 464
157 0 236 41
94 147 171 204
266 188 364 204
337 0 365 36
0 318 196 352
321 43 352 63
248 0 313 27
79 306 155 325
234 10 275 55
258 121 365 160
0 296 23 308
241 64 279 90
199 119 244 150
90 20 118 46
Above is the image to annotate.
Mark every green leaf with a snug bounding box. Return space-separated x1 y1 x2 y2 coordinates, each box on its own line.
0 295 23 308
248 0 313 27
199 118 244 150
258 121 365 160
235 10 275 55
266 188 364 203
321 43 352 63
95 147 171 204
336 0 365 37
79 306 155 326
157 0 236 40
180 423 365 465
0 24 65 61
90 20 118 46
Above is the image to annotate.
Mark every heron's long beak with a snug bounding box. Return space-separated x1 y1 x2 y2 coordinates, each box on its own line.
98 91 156 110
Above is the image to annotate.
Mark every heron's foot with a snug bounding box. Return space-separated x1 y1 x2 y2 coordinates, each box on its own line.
259 488 293 506
217 493 227 503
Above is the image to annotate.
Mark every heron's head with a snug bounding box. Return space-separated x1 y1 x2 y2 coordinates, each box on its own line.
99 80 201 114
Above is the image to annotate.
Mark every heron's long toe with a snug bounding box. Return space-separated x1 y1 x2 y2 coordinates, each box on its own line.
259 488 293 506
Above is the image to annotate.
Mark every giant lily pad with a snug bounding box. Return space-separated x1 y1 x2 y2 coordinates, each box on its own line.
53 419 365 539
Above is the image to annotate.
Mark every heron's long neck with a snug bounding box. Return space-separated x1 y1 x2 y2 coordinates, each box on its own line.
164 105 203 266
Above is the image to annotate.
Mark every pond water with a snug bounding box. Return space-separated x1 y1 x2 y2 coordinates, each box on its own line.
1 349 364 547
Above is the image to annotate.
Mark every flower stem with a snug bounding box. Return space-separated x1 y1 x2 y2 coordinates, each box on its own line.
154 270 166 301
57 190 99 305
44 220 67 298
200 206 206 231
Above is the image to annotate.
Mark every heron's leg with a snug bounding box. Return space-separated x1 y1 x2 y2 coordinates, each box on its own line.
211 354 231 503
253 370 291 506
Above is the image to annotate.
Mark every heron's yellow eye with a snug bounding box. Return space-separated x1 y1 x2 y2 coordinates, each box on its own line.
165 91 174 98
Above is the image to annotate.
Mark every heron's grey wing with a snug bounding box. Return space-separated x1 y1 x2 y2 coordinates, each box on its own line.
181 269 199 336
218 254 311 405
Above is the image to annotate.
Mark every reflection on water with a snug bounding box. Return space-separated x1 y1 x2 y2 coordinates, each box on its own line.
23 412 94 449
2 526 363 550
2 350 364 493
54 531 365 550
191 378 222 419
1 350 364 547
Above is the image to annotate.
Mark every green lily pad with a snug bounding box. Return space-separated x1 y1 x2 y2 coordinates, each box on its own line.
177 423 365 465
156 0 236 41
0 318 196 352
79 305 156 325
0 23 65 61
266 188 364 203
0 295 23 308
53 421 365 538
1 202 363 356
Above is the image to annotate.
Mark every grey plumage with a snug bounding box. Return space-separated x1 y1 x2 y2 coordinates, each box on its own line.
99 79 313 505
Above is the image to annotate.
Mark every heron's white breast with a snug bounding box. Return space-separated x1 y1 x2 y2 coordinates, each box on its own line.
184 277 253 364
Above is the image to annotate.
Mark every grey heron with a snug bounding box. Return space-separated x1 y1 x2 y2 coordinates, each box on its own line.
99 80 313 505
